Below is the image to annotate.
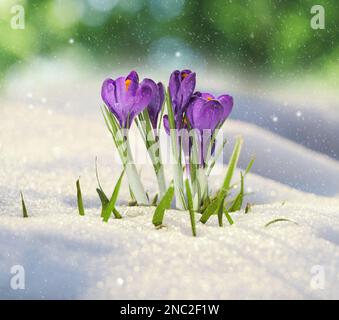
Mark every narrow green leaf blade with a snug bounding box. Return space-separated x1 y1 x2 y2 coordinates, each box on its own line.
220 137 243 195
76 178 85 216
217 198 224 227
244 157 255 176
224 208 234 225
264 218 298 228
152 184 174 227
112 207 123 219
20 192 28 218
102 170 125 222
206 136 228 176
185 179 196 237
96 188 109 217
200 198 219 224
228 172 244 213
151 193 159 206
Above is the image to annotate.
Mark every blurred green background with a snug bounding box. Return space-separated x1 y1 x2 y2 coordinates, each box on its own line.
0 0 338 84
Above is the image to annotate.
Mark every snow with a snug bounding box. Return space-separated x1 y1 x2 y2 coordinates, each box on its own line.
1 61 339 299
2 202 339 299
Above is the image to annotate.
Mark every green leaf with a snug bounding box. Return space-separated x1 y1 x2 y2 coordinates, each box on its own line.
200 198 219 224
206 136 228 176
95 158 122 219
245 202 252 214
157 97 166 131
185 179 196 237
216 137 243 226
244 157 255 176
152 183 175 227
76 178 85 216
220 137 243 196
102 170 125 222
95 157 103 192
264 218 298 228
151 193 159 206
200 137 243 224
224 208 234 225
112 207 123 219
20 191 28 218
217 198 224 227
199 195 211 214
165 89 185 210
96 188 109 217
101 105 148 205
228 172 244 213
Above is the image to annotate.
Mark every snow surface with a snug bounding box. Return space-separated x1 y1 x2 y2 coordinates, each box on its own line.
1 61 339 299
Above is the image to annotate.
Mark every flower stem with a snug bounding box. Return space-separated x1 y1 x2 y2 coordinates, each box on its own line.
166 90 186 210
125 138 149 205
155 163 167 198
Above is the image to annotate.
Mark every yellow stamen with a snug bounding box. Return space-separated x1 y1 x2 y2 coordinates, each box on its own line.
181 72 188 80
125 79 132 91
207 97 213 101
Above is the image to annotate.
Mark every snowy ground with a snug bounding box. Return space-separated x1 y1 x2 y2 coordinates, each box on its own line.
1 60 339 299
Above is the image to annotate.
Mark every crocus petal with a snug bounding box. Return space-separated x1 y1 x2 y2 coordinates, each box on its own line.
186 96 205 129
101 78 124 126
142 78 162 128
218 94 233 122
125 70 139 96
200 92 215 101
127 82 153 127
169 70 180 109
163 115 170 135
101 78 116 108
179 72 196 111
151 82 165 128
115 76 128 106
201 100 224 131
180 69 192 80
187 97 224 132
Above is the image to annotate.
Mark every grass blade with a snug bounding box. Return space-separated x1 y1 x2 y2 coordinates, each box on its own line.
102 170 125 222
152 183 174 227
200 137 243 224
185 179 196 237
76 178 85 216
206 136 228 176
224 208 234 225
265 218 298 228
200 198 218 223
20 192 28 218
95 159 122 219
112 207 123 219
96 188 109 217
245 202 252 214
220 137 243 195
244 157 255 176
228 172 244 213
151 193 158 206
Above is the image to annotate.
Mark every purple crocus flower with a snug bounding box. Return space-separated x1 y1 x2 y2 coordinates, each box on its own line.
168 69 196 128
101 71 153 128
186 92 234 166
142 80 165 129
186 92 233 132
